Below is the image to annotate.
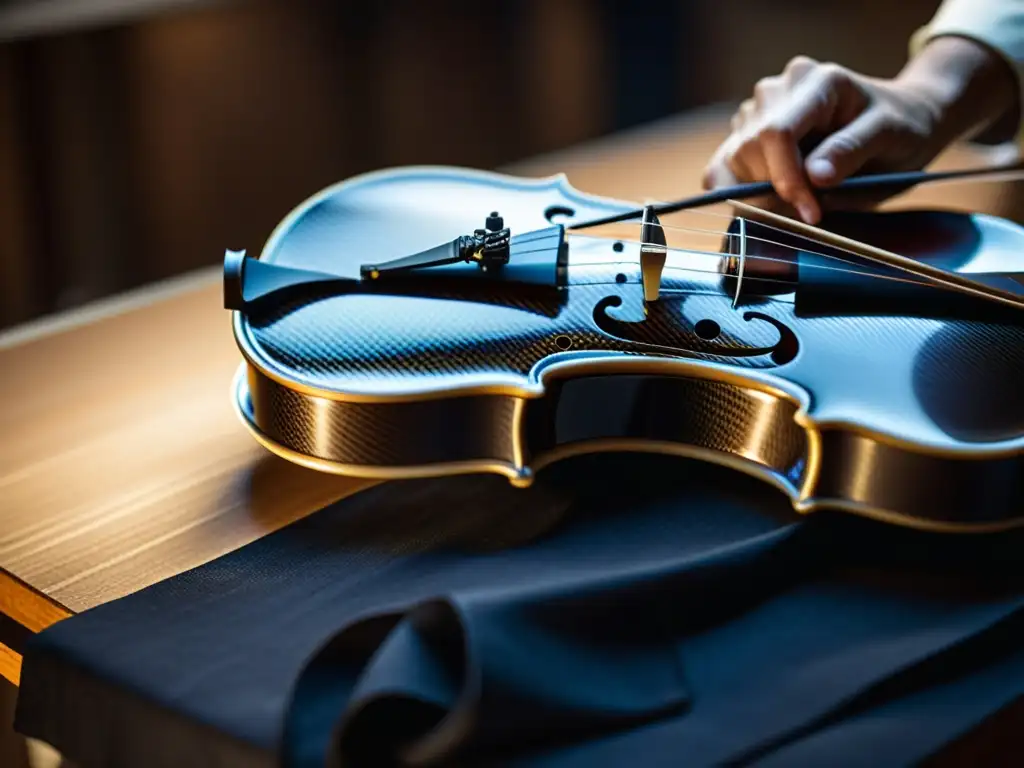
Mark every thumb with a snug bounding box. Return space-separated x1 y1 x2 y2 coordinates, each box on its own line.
805 109 888 186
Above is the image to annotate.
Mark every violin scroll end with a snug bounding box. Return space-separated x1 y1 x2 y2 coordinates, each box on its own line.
223 248 248 311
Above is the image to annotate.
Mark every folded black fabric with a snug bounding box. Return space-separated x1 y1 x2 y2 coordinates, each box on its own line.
13 454 1024 768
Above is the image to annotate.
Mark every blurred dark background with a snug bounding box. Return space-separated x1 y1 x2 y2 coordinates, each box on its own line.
0 0 947 331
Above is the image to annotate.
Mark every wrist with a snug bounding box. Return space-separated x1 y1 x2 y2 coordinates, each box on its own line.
896 34 1019 144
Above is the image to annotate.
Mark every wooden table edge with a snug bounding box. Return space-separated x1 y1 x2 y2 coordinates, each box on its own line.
0 573 72 685
0 267 226 685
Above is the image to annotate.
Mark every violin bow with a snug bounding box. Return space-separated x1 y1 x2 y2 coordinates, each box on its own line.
568 160 1024 311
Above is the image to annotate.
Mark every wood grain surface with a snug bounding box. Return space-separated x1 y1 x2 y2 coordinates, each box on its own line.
0 103 1017 686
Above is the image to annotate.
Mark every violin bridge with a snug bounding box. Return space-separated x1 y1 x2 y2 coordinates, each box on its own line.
640 205 667 302
731 216 747 309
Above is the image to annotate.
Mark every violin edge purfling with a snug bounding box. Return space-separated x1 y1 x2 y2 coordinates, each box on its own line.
225 164 1024 534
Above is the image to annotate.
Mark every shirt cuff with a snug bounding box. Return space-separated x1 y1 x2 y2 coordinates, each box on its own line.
910 0 1024 145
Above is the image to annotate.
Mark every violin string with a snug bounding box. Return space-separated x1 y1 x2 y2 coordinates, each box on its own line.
581 199 934 279
655 286 794 304
652 241 955 288
568 252 935 290
617 217 913 278
535 228 913 286
560 206 945 284
565 263 799 299
652 220 876 271
639 210 940 279
565 237 945 290
525 213 980 290
593 211 1012 294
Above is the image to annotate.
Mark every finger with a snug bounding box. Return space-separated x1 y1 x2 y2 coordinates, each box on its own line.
777 62 872 142
741 99 757 125
753 75 783 110
702 162 737 190
782 55 819 85
751 87 838 221
805 108 891 186
728 131 769 184
755 65 872 220
730 99 755 132
701 149 740 190
703 125 762 189
760 128 821 223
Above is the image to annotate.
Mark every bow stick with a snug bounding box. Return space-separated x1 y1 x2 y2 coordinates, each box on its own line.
567 160 1024 230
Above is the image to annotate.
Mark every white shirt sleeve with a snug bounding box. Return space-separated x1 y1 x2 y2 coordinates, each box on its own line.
910 0 1024 143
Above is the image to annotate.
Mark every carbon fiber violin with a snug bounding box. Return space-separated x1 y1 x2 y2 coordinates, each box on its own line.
223 164 1024 533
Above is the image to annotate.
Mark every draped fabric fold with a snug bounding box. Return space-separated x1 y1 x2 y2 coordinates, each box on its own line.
287 526 810 767
12 455 1024 768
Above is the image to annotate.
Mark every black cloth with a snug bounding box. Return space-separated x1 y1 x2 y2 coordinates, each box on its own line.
12 454 1024 767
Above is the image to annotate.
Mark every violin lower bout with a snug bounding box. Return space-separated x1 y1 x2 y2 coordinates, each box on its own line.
236 364 1024 533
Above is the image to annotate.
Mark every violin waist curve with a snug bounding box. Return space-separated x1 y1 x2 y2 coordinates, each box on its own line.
232 347 1024 535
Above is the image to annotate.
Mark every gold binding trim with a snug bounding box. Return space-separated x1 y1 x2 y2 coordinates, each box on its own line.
231 363 1024 535
231 363 803 495
231 364 531 484
233 322 1024 461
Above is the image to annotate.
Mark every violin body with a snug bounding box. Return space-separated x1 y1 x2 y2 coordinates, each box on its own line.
227 166 1024 532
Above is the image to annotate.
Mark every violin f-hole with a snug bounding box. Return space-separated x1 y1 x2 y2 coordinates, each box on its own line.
545 205 575 223
592 295 799 365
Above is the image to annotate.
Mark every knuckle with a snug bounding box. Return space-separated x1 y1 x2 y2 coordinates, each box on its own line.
731 101 754 130
753 76 779 103
785 55 818 73
724 150 750 179
828 133 862 156
726 159 750 182
772 178 796 199
817 62 848 85
866 107 898 134
705 148 735 185
735 132 760 159
874 115 899 141
758 123 792 144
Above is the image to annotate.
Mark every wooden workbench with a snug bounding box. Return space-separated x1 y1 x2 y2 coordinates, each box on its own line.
0 103 1018 687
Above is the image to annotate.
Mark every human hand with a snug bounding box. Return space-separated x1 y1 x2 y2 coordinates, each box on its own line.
702 36 1018 224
